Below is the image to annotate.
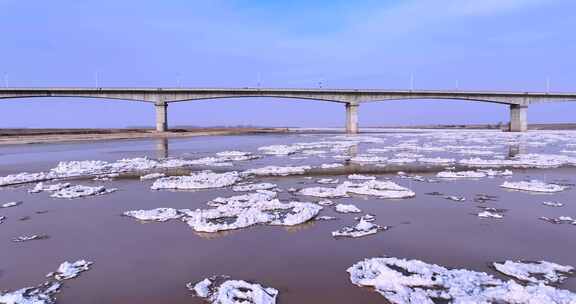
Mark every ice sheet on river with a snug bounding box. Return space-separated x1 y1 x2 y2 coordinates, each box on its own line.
493 260 575 285
0 260 92 304
461 154 576 168
151 171 241 190
0 157 225 187
501 180 567 193
347 257 576 304
187 276 278 304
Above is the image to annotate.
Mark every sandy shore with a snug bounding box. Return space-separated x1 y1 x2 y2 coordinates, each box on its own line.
0 128 290 145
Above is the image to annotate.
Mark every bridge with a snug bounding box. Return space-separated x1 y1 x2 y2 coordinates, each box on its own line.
1 87 576 133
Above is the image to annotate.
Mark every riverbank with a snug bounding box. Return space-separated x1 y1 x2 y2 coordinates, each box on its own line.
0 127 290 145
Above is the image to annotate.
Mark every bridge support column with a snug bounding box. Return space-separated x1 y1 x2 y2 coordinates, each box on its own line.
509 104 528 132
346 103 359 134
155 102 168 132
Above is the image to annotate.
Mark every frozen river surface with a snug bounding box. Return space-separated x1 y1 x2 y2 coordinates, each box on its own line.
1 129 575 303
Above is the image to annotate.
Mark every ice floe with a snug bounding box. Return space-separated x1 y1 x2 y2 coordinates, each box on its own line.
50 185 117 199
243 165 311 176
418 157 455 164
335 204 361 213
543 201 564 207
348 174 376 180
493 260 575 285
478 211 504 219
501 180 567 193
47 260 93 280
460 154 576 168
187 276 278 304
125 192 322 233
317 199 335 206
0 156 216 187
258 144 300 155
29 182 71 193
0 216 5 224
351 155 388 163
320 163 343 169
140 172 166 180
347 256 576 304
540 216 576 225
1 201 22 208
12 234 49 242
437 171 487 178
316 178 339 184
232 183 277 192
123 208 182 222
0 260 92 304
151 171 241 190
300 180 415 199
332 216 387 238
444 195 466 202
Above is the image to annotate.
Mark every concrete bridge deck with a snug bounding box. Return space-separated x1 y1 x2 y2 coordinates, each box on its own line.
1 87 576 133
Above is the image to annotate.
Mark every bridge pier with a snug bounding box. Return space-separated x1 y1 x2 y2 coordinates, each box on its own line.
509 104 528 132
155 102 168 132
346 103 359 134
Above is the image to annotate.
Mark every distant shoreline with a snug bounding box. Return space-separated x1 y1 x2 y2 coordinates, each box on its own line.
0 128 290 145
1 123 576 145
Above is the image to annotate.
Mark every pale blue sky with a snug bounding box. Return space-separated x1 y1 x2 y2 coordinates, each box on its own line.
1 0 575 128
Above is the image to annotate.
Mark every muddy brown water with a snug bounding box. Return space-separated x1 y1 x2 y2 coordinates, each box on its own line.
0 133 575 303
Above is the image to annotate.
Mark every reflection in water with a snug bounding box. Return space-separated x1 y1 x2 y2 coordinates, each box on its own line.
508 143 525 158
194 229 238 240
346 144 358 158
283 220 317 233
156 137 168 159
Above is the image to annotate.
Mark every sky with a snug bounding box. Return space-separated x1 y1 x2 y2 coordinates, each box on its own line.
1 0 575 128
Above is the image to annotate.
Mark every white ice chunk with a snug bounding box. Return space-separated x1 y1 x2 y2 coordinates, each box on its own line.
0 260 92 304
29 182 71 193
348 174 376 180
232 183 277 192
478 211 504 219
243 166 311 176
188 276 278 304
501 180 567 193
47 260 93 280
543 201 564 207
347 257 576 304
320 163 344 169
50 185 117 199
151 171 241 190
437 171 487 178
258 144 300 155
140 173 166 180
493 260 575 284
317 199 335 206
1 201 22 208
317 178 339 184
332 217 386 238
335 204 361 213
123 208 182 222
